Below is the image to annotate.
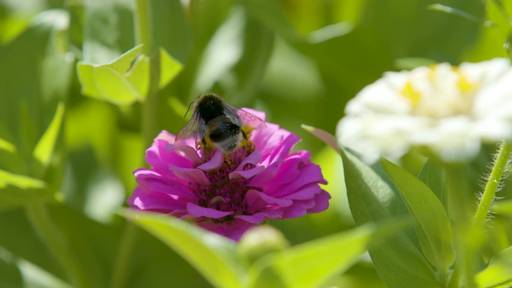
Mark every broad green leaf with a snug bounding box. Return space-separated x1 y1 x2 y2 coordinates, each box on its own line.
106 44 144 72
78 46 182 105
0 255 22 288
464 0 509 60
250 224 374 288
418 160 446 204
77 64 140 105
33 102 65 167
122 210 246 288
476 246 512 288
302 123 438 287
382 159 455 274
0 206 210 288
0 138 15 153
341 150 439 288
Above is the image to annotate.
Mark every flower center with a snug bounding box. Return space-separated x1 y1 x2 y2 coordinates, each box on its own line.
192 139 255 221
400 64 478 118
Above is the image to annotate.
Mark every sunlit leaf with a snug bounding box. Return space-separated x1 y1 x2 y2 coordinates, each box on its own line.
382 159 455 274
0 138 16 153
250 224 374 288
77 45 182 105
0 169 47 209
476 246 512 288
122 210 246 288
33 103 65 167
428 4 482 23
159 48 183 88
0 170 45 190
0 206 209 288
340 150 439 288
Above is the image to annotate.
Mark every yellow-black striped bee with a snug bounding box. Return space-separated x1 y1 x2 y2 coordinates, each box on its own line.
178 94 263 153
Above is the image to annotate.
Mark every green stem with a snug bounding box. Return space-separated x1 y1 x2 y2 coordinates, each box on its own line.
26 203 88 288
473 141 512 227
444 164 474 288
111 223 138 288
136 0 161 146
111 1 161 287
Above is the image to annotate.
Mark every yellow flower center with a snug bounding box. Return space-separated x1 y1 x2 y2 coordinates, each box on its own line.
399 64 478 118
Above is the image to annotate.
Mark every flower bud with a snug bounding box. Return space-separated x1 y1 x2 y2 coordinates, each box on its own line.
237 225 289 264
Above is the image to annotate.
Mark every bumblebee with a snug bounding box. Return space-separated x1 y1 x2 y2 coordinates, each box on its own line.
178 94 262 153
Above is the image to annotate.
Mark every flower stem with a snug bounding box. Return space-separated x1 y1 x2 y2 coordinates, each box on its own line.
473 141 512 227
26 203 88 288
444 164 475 288
136 0 161 147
111 223 138 288
112 1 160 287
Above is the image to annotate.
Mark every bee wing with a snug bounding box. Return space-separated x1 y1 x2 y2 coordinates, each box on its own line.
236 108 266 129
176 113 205 141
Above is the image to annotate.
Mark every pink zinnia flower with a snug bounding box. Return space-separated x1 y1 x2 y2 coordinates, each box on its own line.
129 109 330 240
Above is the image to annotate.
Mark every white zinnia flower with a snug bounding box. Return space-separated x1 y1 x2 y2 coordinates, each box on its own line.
337 58 512 163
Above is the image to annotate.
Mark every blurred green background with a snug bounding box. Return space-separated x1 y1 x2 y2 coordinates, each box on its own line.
0 0 509 287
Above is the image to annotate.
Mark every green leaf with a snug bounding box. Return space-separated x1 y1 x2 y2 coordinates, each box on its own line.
0 169 45 190
0 206 210 288
106 44 144 72
341 150 439 288
382 159 455 274
159 48 183 88
250 224 375 288
0 10 73 163
0 169 47 209
0 255 22 288
88 65 141 105
122 210 246 288
33 102 65 167
417 160 446 205
428 4 482 23
494 200 512 216
0 138 15 154
77 45 182 105
476 246 512 288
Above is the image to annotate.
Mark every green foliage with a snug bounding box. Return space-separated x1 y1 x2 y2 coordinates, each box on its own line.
33 102 65 167
77 45 182 105
249 224 375 288
1 0 512 287
122 210 245 288
382 159 455 274
476 246 512 288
